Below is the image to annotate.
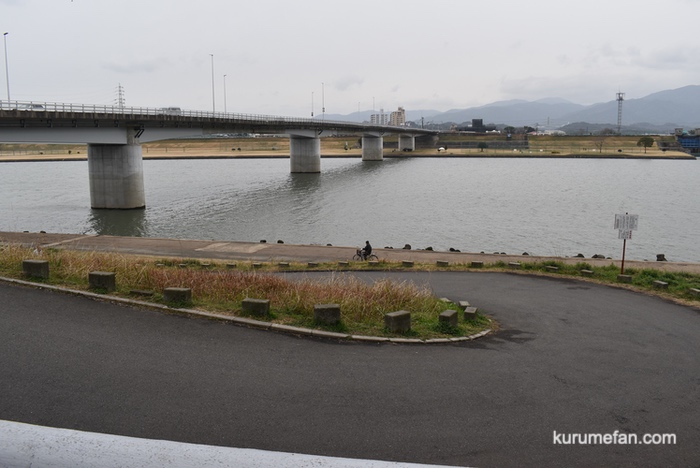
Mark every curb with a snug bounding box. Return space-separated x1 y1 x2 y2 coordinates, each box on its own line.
0 275 492 345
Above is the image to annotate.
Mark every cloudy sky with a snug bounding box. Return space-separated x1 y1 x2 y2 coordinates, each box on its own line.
2 0 699 117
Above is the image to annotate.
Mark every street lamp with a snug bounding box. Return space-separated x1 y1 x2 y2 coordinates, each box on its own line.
210 54 215 113
3 32 9 102
223 74 227 114
321 82 325 120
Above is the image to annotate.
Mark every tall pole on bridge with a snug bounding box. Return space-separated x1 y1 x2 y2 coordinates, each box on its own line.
223 74 227 114
3 32 9 102
210 54 215 113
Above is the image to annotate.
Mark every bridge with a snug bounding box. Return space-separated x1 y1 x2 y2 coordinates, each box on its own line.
0 101 438 209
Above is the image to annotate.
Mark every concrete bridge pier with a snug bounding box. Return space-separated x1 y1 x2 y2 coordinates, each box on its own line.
289 130 321 173
87 131 145 209
361 133 384 161
398 134 416 152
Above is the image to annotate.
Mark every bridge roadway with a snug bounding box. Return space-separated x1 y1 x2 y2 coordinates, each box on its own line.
0 101 438 209
1 233 699 467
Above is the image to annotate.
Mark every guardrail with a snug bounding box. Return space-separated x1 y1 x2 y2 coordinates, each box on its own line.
0 100 427 133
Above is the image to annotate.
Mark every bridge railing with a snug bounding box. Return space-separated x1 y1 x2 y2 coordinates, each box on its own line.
0 100 421 133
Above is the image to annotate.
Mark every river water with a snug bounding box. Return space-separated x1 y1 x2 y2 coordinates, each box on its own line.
1 157 698 262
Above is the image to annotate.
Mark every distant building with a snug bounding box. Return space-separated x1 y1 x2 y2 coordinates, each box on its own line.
370 109 388 125
675 129 700 154
389 107 406 126
455 118 497 133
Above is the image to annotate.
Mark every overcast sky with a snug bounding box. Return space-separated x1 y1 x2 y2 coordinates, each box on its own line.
2 0 699 117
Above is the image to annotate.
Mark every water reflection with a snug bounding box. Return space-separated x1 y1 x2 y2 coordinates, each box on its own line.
88 209 147 236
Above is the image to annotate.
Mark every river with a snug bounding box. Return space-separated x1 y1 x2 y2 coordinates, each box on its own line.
1 156 698 262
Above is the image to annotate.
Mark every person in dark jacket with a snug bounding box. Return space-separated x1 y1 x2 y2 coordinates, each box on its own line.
361 241 372 260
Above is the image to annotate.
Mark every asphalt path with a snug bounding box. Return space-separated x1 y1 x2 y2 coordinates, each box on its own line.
1 271 699 467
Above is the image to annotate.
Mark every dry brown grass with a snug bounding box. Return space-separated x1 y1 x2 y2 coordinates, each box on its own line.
0 245 491 338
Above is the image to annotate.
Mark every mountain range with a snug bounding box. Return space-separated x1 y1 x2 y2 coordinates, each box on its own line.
321 85 700 132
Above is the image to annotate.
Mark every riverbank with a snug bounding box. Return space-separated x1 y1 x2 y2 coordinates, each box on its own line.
3 231 700 274
2 232 699 310
0 136 694 161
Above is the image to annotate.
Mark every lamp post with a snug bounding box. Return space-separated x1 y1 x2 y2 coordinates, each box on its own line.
3 32 9 102
321 82 325 121
223 74 227 114
210 54 215 113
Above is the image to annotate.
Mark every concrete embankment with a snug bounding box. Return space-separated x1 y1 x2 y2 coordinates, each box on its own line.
2 231 699 274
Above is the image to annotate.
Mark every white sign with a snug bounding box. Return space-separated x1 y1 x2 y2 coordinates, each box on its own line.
618 230 633 240
614 214 639 231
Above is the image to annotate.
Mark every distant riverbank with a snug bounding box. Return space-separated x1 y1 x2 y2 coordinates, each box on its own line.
0 135 694 161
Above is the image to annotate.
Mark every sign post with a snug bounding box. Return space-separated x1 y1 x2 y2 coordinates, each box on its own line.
614 213 638 275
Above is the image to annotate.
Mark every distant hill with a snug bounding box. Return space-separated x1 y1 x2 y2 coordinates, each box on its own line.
434 98 585 127
320 85 700 133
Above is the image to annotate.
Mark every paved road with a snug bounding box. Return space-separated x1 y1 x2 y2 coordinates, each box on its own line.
1 271 699 467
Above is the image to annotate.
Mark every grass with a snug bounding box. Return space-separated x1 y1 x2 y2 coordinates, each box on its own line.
3 245 698 340
0 245 492 339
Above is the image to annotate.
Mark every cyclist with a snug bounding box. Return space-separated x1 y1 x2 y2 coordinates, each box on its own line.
361 241 372 260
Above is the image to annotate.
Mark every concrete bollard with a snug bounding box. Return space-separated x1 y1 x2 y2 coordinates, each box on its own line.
226 263 237 269
508 262 521 269
242 298 270 317
368 260 380 266
439 309 458 327
545 266 559 272
278 262 290 268
617 274 633 283
689 288 700 298
470 261 484 268
402 260 414 268
384 310 411 333
653 280 669 289
307 262 319 268
581 269 594 277
436 260 449 267
464 306 478 321
338 261 349 267
163 287 192 304
22 259 49 279
89 271 116 292
458 300 471 310
252 263 263 269
314 304 341 325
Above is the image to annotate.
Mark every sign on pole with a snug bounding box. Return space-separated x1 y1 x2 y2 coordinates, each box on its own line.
614 213 639 231
618 230 633 240
615 213 638 274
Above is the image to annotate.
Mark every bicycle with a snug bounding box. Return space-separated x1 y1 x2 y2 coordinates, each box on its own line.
353 249 378 261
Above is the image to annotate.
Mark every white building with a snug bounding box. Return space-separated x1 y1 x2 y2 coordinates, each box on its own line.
370 109 388 125
389 107 406 126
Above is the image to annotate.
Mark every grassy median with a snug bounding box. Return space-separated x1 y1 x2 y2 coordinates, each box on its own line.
0 245 491 340
3 246 698 340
